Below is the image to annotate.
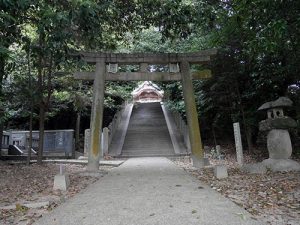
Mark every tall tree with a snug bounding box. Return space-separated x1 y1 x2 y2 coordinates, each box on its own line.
0 0 31 154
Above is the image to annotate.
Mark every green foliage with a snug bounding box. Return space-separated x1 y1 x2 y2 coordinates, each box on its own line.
192 0 300 147
106 81 136 101
119 26 211 53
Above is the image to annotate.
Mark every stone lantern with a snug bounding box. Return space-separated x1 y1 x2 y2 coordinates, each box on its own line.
257 97 300 171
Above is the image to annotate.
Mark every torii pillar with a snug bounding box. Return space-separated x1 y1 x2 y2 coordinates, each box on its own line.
87 60 105 171
181 61 205 167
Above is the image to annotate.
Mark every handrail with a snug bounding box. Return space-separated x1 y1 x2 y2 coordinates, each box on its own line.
167 109 191 151
107 100 130 146
13 145 24 154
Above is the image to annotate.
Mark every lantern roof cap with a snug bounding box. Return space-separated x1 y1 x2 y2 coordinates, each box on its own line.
258 97 293 111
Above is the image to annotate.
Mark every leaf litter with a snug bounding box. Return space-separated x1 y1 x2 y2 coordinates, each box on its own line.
0 162 112 225
173 155 300 225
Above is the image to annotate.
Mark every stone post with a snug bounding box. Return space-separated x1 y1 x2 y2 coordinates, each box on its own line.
216 145 222 160
53 164 70 191
180 61 204 165
84 129 90 156
87 60 106 171
233 122 243 165
102 127 109 156
9 130 13 145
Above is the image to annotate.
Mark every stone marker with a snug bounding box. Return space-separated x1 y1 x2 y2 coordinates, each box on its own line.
84 129 90 156
102 127 109 156
53 164 70 191
214 165 228 179
233 122 243 165
215 145 225 160
216 145 221 156
59 164 65 174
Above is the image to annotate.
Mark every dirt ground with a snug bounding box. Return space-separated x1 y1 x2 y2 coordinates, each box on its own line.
0 161 112 225
1 156 299 225
174 155 300 225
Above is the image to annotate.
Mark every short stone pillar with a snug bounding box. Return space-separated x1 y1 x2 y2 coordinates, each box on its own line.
102 127 109 156
53 164 70 191
84 129 90 156
233 122 243 165
257 97 300 171
214 165 228 179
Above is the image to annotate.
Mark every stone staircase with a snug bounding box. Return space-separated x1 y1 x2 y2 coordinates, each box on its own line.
121 102 175 157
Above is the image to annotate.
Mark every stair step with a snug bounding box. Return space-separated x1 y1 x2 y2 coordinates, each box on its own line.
121 102 175 157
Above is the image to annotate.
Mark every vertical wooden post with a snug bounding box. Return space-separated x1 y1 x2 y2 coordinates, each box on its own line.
180 61 204 161
87 60 105 171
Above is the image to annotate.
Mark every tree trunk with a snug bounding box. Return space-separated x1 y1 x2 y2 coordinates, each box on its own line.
0 124 3 157
75 111 81 154
245 126 253 153
26 110 33 166
240 106 253 153
37 32 44 165
212 125 217 147
234 80 253 153
37 105 45 164
37 51 53 164
27 47 32 166
0 56 5 155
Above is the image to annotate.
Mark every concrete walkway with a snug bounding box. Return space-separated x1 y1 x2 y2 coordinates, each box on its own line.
34 158 263 225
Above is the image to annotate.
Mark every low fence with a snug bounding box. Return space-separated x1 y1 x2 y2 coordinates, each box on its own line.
2 130 74 156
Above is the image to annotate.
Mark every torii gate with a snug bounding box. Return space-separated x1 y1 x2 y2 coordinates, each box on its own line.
74 50 217 171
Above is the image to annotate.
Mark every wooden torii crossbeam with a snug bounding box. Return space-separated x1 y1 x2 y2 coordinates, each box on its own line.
74 49 217 171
